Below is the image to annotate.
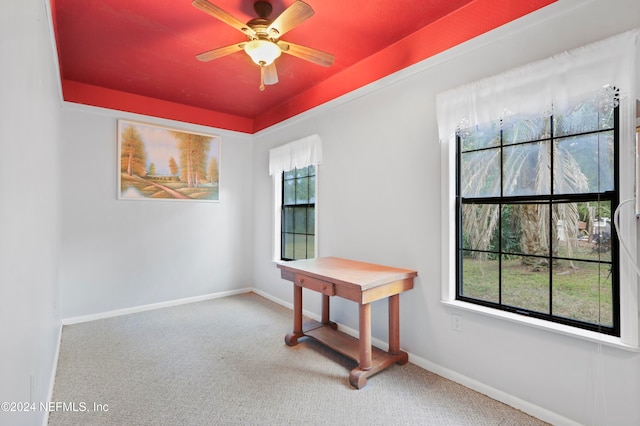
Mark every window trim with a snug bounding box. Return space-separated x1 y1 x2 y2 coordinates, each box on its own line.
440 120 639 351
455 111 620 336
272 167 319 262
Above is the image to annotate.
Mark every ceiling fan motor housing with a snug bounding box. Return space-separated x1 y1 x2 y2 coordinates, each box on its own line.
248 2 276 40
253 1 273 19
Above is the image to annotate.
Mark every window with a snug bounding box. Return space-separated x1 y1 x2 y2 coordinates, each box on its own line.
456 99 619 335
437 29 639 347
269 135 322 262
281 165 316 260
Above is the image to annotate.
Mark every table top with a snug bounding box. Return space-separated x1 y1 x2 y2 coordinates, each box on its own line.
277 257 417 291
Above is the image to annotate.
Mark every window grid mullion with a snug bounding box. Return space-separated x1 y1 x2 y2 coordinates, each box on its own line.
498 122 503 306
549 114 555 317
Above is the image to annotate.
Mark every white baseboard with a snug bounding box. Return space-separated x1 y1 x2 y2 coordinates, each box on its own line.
252 288 294 310
253 288 577 426
252 288 324 323
407 353 579 426
43 324 63 426
61 288 252 325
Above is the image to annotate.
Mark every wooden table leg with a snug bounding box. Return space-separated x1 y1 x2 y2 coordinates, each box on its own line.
285 284 304 346
358 303 372 370
322 294 330 324
388 294 400 355
389 293 408 365
321 294 339 330
349 303 372 389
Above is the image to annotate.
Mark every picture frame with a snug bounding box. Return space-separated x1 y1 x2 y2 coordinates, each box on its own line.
117 120 221 202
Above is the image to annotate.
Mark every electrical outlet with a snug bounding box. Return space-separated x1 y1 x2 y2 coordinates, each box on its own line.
452 314 463 332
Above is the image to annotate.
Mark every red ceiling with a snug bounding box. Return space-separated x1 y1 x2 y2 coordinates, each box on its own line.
51 0 556 133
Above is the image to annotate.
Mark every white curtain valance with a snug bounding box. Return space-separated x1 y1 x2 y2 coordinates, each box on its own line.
436 29 640 143
269 134 322 176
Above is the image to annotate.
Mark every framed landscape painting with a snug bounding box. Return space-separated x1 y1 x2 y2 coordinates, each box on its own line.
118 120 221 202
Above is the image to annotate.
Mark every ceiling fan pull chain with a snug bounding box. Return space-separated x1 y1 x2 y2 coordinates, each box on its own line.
259 64 266 91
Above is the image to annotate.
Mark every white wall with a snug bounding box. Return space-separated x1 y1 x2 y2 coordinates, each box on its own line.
0 1 61 425
252 0 640 424
58 106 254 318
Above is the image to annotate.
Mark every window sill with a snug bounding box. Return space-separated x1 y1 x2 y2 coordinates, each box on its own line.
273 259 298 264
441 299 640 352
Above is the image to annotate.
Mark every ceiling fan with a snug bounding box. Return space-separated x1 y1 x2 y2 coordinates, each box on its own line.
192 0 335 91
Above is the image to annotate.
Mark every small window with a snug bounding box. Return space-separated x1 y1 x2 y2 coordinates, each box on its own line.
281 165 316 260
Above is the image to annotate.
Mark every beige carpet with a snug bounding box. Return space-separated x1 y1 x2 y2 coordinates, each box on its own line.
49 292 547 425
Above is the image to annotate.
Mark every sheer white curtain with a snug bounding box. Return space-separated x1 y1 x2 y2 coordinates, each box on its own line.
436 29 640 347
269 134 322 176
436 29 640 145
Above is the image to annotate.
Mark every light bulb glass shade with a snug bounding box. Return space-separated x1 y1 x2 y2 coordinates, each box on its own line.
244 40 281 66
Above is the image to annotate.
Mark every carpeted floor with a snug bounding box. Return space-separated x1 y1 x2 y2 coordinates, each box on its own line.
49 292 547 425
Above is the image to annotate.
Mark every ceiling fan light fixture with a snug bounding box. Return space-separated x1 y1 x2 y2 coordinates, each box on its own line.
244 39 281 66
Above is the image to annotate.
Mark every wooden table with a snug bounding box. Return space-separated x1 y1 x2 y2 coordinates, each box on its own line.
277 256 417 388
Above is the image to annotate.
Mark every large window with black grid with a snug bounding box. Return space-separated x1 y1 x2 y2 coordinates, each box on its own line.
456 97 620 335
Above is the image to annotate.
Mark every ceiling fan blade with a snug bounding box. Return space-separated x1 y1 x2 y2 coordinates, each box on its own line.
196 43 245 62
263 63 278 85
192 0 256 38
278 41 334 67
267 1 314 39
